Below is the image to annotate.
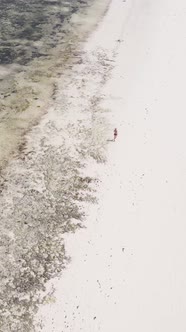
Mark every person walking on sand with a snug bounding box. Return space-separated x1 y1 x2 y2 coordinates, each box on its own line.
114 128 118 141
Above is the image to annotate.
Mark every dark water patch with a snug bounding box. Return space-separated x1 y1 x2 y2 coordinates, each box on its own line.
0 0 93 65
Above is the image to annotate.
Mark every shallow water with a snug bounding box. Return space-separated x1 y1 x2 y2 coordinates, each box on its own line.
0 0 91 65
0 11 113 330
0 1 111 330
0 0 110 169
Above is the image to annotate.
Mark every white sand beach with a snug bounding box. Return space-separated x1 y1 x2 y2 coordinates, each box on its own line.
34 0 186 331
